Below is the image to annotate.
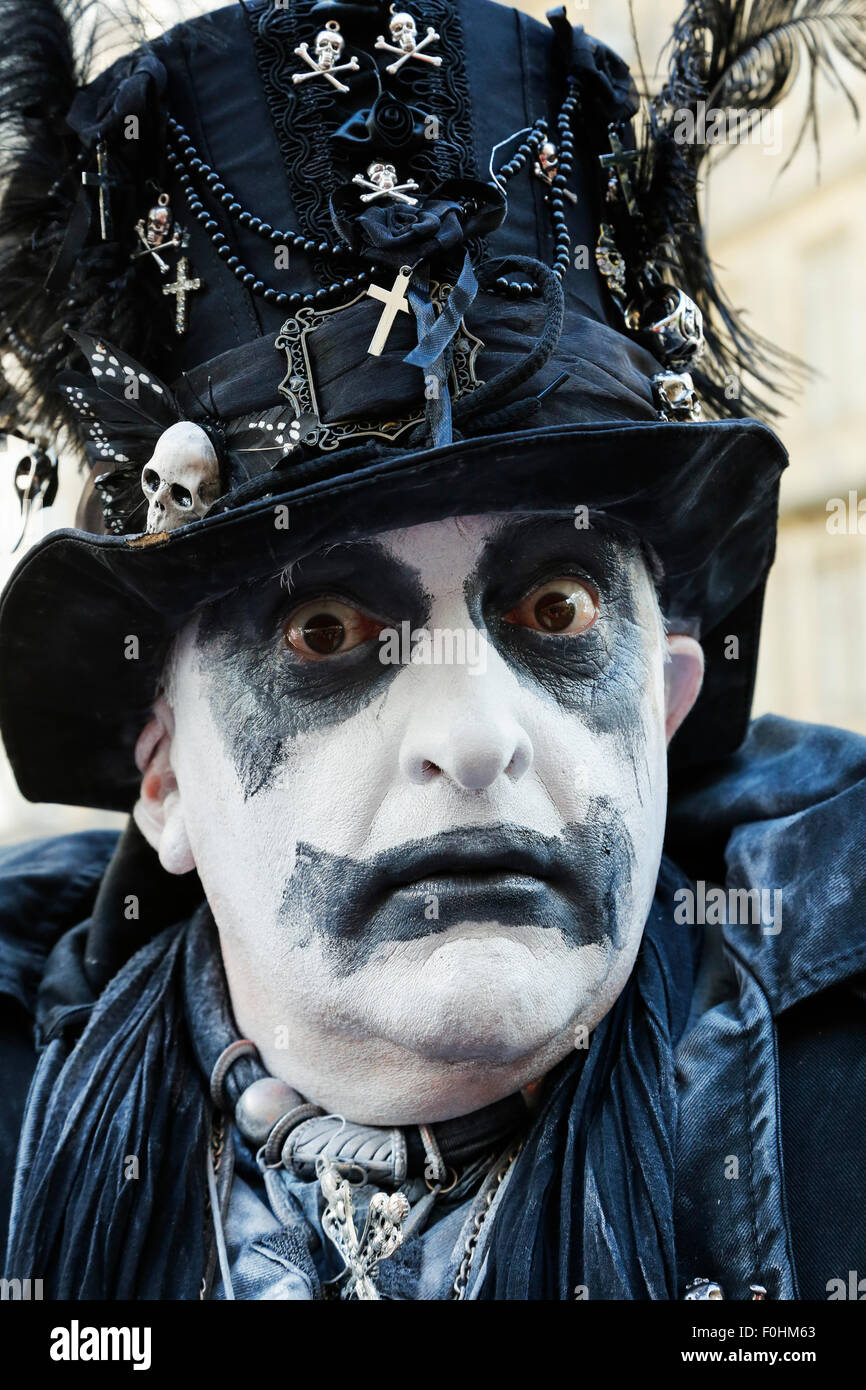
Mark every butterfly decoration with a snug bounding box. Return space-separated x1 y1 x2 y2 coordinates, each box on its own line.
58 332 307 534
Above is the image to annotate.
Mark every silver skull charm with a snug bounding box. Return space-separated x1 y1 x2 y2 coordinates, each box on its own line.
653 369 703 422
315 25 344 68
390 11 418 49
352 162 419 205
140 421 221 534
375 10 441 74
293 21 359 93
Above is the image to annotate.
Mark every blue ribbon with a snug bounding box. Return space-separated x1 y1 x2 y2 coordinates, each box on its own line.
404 251 478 448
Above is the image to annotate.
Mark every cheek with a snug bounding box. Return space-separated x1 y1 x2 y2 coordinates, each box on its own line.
169 661 403 903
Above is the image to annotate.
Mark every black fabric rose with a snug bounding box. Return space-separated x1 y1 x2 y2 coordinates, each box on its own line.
331 176 506 272
67 52 167 146
333 93 429 157
548 8 638 125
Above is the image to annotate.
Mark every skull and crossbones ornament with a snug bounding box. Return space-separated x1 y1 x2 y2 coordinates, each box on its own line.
352 162 419 205
133 193 182 274
140 422 221 534
375 9 442 74
293 21 359 93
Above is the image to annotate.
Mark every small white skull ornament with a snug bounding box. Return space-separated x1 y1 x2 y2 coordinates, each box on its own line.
315 27 344 69
367 162 397 189
141 421 221 534
390 12 417 50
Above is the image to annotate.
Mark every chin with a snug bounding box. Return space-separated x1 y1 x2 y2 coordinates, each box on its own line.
376 926 590 1064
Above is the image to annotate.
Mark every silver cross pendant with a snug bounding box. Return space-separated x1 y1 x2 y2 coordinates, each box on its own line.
365 265 412 356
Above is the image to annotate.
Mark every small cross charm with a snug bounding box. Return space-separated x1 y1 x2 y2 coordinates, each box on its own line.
162 256 202 335
81 141 117 242
365 266 412 356
599 126 639 216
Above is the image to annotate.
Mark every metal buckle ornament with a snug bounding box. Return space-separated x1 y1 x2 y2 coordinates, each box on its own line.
275 282 483 450
627 286 705 369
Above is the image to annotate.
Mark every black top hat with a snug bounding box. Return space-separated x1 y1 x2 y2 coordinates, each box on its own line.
0 0 860 810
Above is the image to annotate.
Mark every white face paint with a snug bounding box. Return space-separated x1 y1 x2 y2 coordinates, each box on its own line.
162 512 671 1124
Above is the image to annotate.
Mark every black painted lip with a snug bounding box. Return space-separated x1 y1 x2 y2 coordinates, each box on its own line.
374 827 565 899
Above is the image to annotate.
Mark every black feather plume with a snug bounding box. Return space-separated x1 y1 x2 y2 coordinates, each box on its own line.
0 1 196 455
625 0 866 420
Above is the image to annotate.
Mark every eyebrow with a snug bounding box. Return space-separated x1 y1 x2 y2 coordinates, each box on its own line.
277 536 431 622
473 511 638 585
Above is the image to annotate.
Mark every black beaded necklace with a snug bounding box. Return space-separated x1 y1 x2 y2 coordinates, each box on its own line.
165 76 579 315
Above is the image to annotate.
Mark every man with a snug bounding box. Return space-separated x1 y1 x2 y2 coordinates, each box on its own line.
1 0 865 1300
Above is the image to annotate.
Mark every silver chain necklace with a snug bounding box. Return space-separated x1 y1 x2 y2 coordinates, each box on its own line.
451 1142 523 1300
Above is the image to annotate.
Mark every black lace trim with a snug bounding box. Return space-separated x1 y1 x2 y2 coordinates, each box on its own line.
242 0 476 283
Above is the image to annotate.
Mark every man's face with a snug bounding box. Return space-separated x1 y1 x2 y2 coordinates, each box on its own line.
157 513 679 1122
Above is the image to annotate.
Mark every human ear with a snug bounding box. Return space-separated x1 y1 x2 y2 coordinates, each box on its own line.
132 694 195 874
663 634 705 744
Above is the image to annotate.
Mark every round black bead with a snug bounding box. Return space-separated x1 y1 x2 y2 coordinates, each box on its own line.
264 288 277 303
239 211 251 225
314 288 328 300
242 272 255 286
249 217 262 230
252 280 264 294
303 293 315 304
229 202 241 215
328 282 341 295
342 277 355 290
259 222 272 235
217 245 231 260
221 193 233 206
227 255 240 269
204 218 218 233
318 241 331 255
495 276 509 292
276 292 289 306
304 240 317 254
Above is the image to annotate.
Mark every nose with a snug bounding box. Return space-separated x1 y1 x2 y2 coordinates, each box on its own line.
398 659 533 792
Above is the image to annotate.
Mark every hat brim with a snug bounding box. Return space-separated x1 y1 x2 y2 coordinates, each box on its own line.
0 415 786 810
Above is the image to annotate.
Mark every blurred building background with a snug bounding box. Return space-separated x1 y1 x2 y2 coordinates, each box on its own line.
1 0 864 842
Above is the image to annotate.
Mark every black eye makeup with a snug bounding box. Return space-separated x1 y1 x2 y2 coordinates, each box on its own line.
502 576 599 637
282 596 388 660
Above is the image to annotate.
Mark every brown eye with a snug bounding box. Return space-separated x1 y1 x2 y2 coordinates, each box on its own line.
282 598 385 660
504 577 598 636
